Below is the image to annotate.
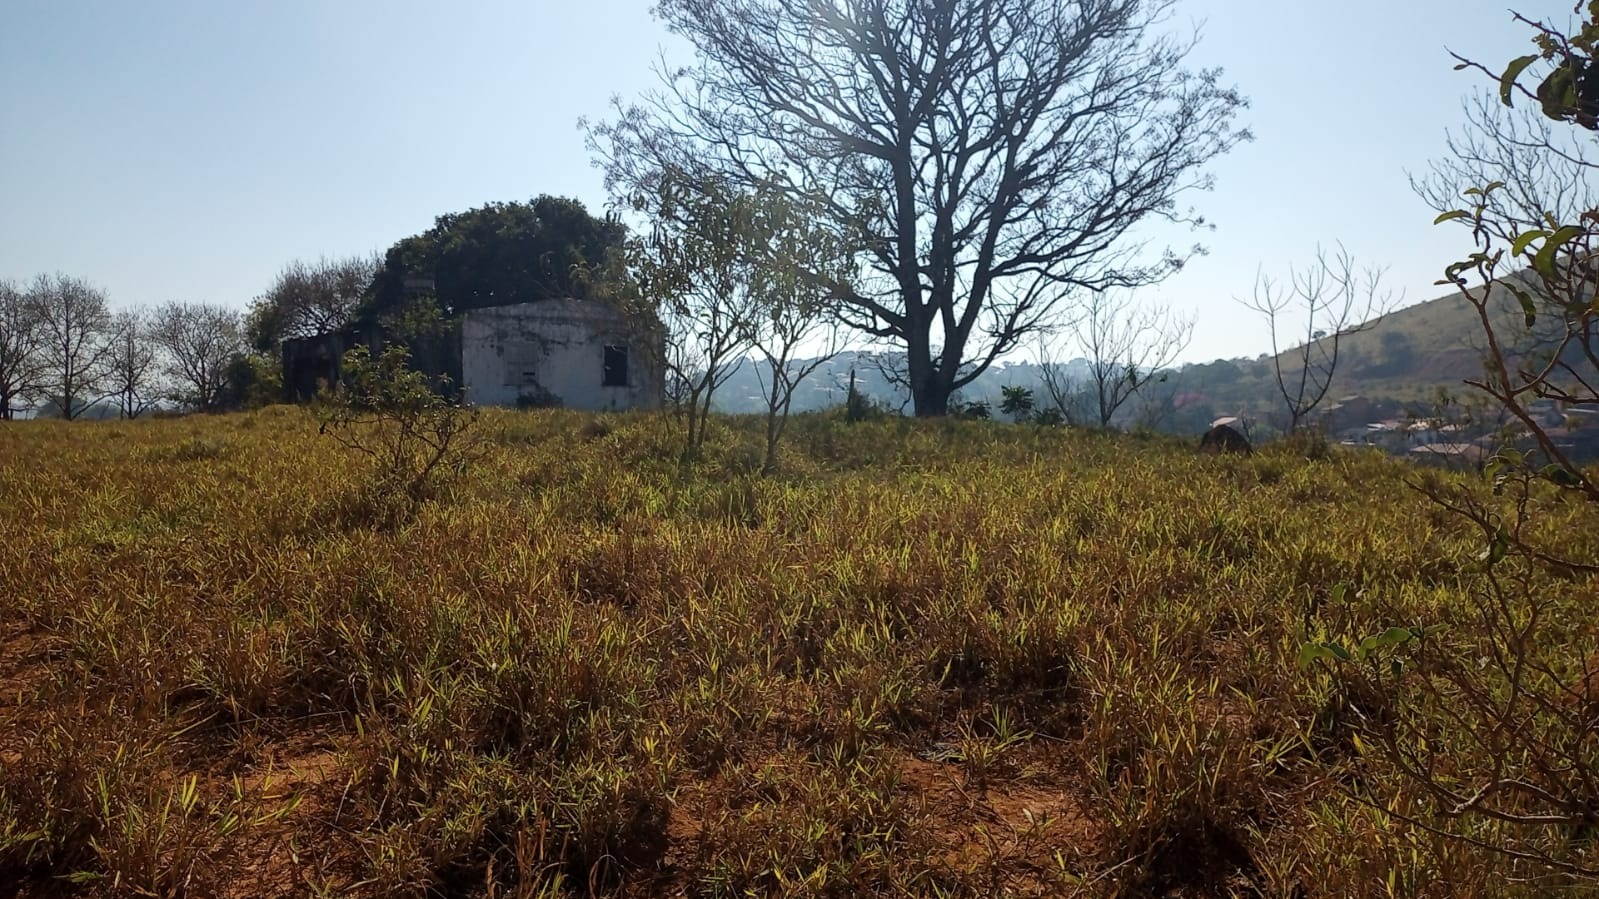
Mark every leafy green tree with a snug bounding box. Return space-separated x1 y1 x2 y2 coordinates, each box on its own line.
621 172 758 453
741 189 854 473
215 354 282 412
999 386 1035 423
361 196 627 327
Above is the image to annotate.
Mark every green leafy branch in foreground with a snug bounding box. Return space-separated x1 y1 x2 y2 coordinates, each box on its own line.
316 344 477 504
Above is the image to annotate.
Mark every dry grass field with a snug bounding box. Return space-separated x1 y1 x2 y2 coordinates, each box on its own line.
1 408 1595 896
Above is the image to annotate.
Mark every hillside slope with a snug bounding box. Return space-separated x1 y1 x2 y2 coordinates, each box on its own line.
707 273 1553 430
1175 273 1563 429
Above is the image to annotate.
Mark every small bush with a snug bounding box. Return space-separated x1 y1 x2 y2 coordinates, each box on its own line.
1276 427 1332 461
316 344 476 505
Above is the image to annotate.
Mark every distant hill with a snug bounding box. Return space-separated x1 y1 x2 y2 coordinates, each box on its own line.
709 351 1094 416
1307 276 1544 395
706 272 1560 431
1172 272 1570 428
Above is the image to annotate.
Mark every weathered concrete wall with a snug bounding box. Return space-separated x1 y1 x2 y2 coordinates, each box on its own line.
281 333 354 403
281 321 462 404
460 299 663 411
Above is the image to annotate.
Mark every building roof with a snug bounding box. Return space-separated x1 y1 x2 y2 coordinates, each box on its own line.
1409 442 1489 461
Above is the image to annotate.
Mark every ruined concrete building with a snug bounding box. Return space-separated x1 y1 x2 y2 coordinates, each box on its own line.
460 299 662 410
282 298 663 411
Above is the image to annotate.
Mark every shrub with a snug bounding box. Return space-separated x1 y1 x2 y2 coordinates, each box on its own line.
315 344 476 506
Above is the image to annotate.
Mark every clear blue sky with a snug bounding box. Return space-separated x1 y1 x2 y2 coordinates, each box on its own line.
0 0 1583 363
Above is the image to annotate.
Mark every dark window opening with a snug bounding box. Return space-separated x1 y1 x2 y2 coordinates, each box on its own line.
602 345 629 387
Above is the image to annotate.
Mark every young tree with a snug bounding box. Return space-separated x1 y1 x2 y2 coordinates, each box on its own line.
0 279 43 420
104 309 160 419
1239 246 1394 432
749 303 844 471
589 0 1249 416
1131 366 1185 432
1303 11 1599 881
1047 291 1192 428
999 385 1036 423
742 191 853 473
317 344 477 508
26 273 114 420
1036 341 1089 425
623 171 759 452
150 301 246 412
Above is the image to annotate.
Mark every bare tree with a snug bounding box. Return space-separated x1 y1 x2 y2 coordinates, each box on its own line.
750 313 845 471
1412 88 1599 360
1412 90 1598 248
1239 246 1395 433
104 309 161 419
1132 364 1185 431
1036 338 1089 425
250 255 377 348
150 302 246 412
861 352 915 415
0 279 43 420
1071 291 1191 427
26 273 114 420
588 0 1249 416
622 171 757 452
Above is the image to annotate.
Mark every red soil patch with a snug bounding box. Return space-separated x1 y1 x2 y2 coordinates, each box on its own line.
896 748 1100 893
216 731 357 898
0 621 56 766
2 620 364 896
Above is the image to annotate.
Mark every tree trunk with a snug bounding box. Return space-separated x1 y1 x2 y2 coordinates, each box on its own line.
763 412 779 475
762 367 782 474
912 376 952 417
906 328 952 417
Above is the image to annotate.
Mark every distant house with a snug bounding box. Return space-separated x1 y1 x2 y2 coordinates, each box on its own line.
282 298 663 411
1402 420 1467 446
1409 442 1490 468
460 299 663 411
1566 407 1599 429
1319 394 1376 433
1210 415 1249 431
1525 399 1567 428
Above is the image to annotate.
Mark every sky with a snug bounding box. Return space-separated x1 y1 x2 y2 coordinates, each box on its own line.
0 0 1588 364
